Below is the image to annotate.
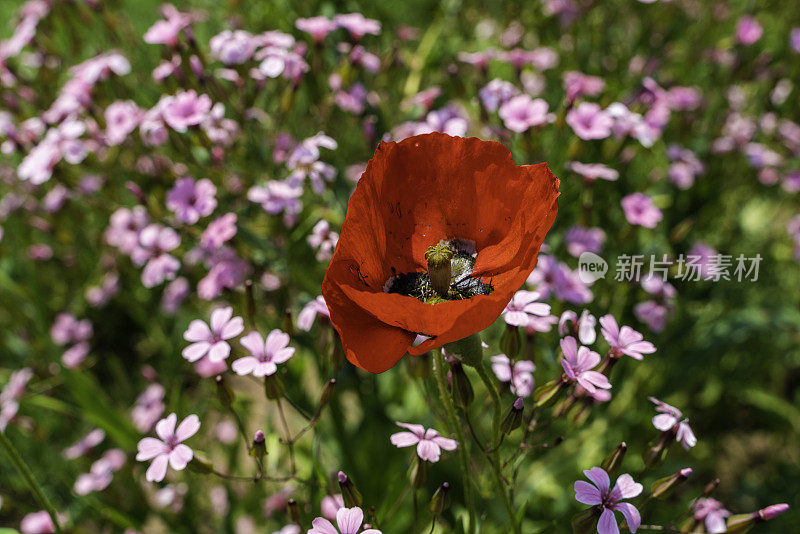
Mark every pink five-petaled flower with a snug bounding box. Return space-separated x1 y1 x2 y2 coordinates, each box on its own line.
574 467 642 534
649 397 697 450
566 102 613 140
308 506 382 534
389 422 458 463
182 306 244 363
166 177 217 224
231 330 294 377
621 193 662 228
560 336 611 394
599 315 656 360
502 290 552 328
136 413 200 482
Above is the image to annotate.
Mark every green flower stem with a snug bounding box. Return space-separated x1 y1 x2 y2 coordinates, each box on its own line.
474 359 503 448
433 350 476 534
0 430 63 533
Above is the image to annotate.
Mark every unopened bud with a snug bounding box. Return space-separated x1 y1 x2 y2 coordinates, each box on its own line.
644 431 675 468
319 379 336 409
534 379 565 407
430 482 450 515
264 373 285 399
282 309 294 336
500 324 522 359
287 498 301 523
501 398 524 435
572 507 600 533
450 362 474 407
410 351 432 379
703 478 720 496
758 503 789 521
425 243 453 297
411 456 429 489
651 467 692 499
251 430 266 460
188 453 214 474
215 375 234 407
338 471 362 507
601 442 627 475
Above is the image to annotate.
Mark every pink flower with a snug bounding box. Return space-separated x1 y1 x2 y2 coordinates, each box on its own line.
297 296 330 331
334 13 381 39
736 16 763 45
567 161 619 182
51 313 92 345
20 510 55 534
649 397 697 449
308 220 339 261
231 330 294 377
209 30 256 65
167 177 217 224
389 422 458 462
74 448 126 495
502 290 552 327
0 367 33 431
564 226 606 257
200 213 237 250
560 336 611 394
132 383 165 432
621 193 662 228
563 71 605 102
105 100 141 146
566 102 613 140
599 315 656 360
478 79 519 112
143 5 193 46
182 306 244 363
792 29 800 54
161 90 212 132
558 310 597 345
296 16 338 43
498 95 553 132
136 224 181 287
63 429 105 459
321 494 345 520
491 355 535 397
309 507 381 534
574 467 642 534
248 181 303 221
136 413 200 482
693 498 730 534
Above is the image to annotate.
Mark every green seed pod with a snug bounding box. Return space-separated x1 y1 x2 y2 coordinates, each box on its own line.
600 442 627 475
450 361 474 407
430 482 451 515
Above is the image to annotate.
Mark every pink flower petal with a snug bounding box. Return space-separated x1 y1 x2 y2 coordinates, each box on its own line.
175 414 200 441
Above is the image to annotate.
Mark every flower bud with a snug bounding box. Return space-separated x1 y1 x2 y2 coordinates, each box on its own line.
644 430 675 468
600 442 627 475
411 456 429 489
188 453 214 474
534 379 565 407
410 351 432 379
443 333 483 367
758 503 789 521
287 498 301 523
500 397 524 435
430 482 450 515
703 478 720 496
282 308 294 336
264 373 285 400
571 507 599 533
651 467 692 499
338 471 362 507
319 379 336 410
500 324 522 359
450 361 474 407
250 430 267 460
425 243 453 297
215 375 234 407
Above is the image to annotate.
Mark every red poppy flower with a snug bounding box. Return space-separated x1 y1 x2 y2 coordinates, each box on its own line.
322 132 559 373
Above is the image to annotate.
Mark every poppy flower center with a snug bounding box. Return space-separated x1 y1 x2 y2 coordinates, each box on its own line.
384 239 494 304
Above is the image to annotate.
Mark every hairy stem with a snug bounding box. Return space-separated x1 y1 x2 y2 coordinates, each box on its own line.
433 350 476 534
